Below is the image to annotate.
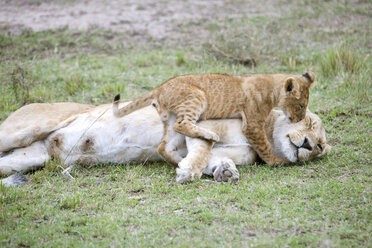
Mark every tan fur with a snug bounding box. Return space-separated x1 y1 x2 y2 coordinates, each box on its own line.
113 72 315 166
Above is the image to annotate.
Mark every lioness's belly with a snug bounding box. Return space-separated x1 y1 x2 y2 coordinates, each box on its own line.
46 106 184 166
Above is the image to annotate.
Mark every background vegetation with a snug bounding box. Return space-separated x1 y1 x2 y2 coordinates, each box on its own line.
0 0 371 247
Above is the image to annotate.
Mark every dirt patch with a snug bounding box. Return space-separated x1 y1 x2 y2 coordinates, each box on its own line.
0 0 282 45
315 109 372 119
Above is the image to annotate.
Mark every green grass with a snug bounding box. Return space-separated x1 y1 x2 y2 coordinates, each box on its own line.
0 0 371 247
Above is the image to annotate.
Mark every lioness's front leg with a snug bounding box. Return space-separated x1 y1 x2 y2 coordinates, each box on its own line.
241 111 288 166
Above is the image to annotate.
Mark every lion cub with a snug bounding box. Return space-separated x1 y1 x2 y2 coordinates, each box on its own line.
113 72 315 166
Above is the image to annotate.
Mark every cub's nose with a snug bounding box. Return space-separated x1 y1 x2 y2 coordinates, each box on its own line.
292 112 306 123
300 137 312 151
290 114 301 123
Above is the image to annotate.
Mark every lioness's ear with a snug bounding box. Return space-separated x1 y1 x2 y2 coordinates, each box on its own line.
304 115 312 128
302 72 316 88
285 77 300 99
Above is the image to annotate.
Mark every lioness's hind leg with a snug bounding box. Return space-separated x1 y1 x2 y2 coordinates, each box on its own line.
157 112 184 166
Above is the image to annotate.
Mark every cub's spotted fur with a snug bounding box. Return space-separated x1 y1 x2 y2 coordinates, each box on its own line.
113 72 315 165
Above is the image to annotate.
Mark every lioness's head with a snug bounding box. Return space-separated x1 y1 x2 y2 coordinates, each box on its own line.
280 72 316 122
273 110 331 162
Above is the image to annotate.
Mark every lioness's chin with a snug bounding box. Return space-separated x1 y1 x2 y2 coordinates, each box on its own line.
297 148 313 161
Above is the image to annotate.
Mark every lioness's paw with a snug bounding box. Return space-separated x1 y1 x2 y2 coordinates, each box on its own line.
213 159 239 183
0 166 13 176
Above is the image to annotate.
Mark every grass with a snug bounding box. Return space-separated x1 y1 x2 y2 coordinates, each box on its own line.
0 0 371 247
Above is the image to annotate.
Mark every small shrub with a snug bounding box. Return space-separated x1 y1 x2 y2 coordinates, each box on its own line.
319 45 367 78
204 33 257 67
10 66 31 105
63 74 87 96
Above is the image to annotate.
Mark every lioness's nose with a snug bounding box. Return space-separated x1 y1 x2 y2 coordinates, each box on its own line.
301 137 312 150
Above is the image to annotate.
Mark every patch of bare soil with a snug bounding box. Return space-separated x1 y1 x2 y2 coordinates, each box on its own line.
0 0 282 45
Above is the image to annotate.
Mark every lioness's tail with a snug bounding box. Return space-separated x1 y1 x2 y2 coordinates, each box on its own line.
113 91 157 117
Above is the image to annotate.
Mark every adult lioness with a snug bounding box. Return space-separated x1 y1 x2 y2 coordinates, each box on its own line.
0 102 330 186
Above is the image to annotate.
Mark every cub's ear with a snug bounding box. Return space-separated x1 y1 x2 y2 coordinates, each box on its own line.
284 77 300 99
302 72 316 88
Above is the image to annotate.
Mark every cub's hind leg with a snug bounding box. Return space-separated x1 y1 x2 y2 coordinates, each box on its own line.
172 92 219 142
157 111 185 166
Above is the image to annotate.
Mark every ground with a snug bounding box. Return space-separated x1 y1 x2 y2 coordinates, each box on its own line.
0 0 371 247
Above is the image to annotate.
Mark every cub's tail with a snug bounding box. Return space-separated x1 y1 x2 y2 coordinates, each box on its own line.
112 90 157 118
0 173 28 187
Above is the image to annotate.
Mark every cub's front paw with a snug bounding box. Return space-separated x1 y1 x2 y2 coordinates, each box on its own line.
213 159 239 183
176 168 200 183
201 131 220 143
176 169 192 183
268 158 290 166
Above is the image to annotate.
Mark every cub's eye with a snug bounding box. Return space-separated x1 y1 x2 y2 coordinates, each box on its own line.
299 104 305 109
317 144 323 150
